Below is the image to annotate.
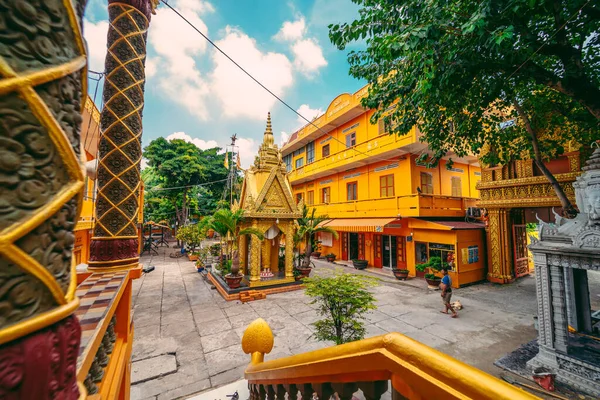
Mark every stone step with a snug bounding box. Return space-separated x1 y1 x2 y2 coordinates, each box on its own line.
187 380 249 400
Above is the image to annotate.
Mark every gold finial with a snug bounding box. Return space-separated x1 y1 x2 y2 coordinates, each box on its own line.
263 112 274 147
151 0 160 14
242 318 274 364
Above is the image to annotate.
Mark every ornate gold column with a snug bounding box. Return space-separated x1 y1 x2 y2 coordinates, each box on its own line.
89 0 156 270
262 238 271 270
250 221 261 282
486 208 514 284
0 0 88 397
285 221 294 278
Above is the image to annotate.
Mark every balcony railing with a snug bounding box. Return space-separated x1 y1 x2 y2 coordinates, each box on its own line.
288 128 418 183
305 194 477 218
242 319 538 400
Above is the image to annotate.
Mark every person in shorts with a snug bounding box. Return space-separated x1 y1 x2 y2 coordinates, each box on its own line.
440 267 457 318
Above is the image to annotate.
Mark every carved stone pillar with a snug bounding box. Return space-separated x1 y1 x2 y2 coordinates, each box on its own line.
285 221 294 278
0 0 88 398
89 0 155 270
486 208 514 284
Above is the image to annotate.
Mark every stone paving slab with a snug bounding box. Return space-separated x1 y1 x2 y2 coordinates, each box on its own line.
131 354 177 384
132 246 545 400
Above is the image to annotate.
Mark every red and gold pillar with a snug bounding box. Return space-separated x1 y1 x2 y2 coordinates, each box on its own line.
486 208 515 284
0 0 88 398
89 0 156 270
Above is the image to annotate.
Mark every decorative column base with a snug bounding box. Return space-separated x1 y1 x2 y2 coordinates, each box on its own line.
88 238 140 271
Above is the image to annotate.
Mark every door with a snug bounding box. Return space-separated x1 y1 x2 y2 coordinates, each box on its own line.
396 236 407 269
349 233 359 260
513 224 529 277
382 235 398 269
373 234 382 267
341 232 348 260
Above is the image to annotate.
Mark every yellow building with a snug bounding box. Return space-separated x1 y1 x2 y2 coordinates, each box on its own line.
281 86 486 287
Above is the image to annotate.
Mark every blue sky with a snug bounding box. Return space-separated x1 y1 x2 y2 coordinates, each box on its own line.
83 0 365 167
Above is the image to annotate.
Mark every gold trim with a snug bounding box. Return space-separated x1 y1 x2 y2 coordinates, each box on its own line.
477 172 579 189
249 277 295 287
1 244 67 305
90 235 139 240
0 56 87 96
0 298 79 346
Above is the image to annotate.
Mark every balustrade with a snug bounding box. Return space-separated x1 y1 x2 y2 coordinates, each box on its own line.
241 318 539 400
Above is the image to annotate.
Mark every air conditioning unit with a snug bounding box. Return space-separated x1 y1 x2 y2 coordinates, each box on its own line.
466 207 481 218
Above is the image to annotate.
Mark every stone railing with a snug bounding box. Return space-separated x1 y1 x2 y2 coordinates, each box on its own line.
242 319 539 400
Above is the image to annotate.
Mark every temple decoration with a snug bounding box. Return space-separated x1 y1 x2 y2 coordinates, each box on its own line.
0 0 88 397
236 113 301 287
527 147 600 397
89 0 157 270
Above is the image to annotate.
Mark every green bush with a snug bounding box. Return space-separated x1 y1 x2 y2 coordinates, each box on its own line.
209 243 221 257
415 256 447 273
304 271 378 345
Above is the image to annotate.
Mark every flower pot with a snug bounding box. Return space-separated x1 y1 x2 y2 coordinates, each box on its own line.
207 229 215 238
188 254 199 261
296 267 312 278
311 252 321 258
392 269 409 280
352 259 368 270
294 276 302 281
225 274 243 289
196 267 205 273
425 277 442 287
326 256 336 263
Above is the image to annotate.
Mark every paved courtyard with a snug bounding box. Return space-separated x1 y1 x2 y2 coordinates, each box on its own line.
129 246 596 400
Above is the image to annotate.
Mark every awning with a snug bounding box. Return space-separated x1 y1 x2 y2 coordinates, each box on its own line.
320 218 399 233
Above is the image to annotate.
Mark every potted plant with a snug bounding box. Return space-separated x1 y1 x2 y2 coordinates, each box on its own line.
415 256 447 287
195 259 205 272
188 252 200 261
211 208 263 289
297 206 338 278
311 239 322 258
392 268 409 280
352 259 368 269
292 267 303 281
325 253 336 262
175 224 202 260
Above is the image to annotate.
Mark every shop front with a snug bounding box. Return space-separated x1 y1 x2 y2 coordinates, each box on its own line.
318 218 486 288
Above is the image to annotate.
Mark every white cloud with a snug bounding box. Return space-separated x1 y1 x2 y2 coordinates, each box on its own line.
296 104 323 124
145 58 157 78
209 27 293 120
83 19 108 73
148 1 213 120
274 17 306 42
292 38 327 76
279 131 290 146
167 131 218 150
235 137 259 169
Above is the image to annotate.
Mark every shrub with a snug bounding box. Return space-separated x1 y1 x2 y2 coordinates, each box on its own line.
304 271 378 345
415 256 448 273
209 243 221 257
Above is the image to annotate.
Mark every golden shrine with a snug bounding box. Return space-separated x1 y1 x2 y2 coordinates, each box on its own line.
235 113 301 287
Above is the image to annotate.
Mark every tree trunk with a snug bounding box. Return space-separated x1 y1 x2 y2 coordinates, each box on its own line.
302 235 312 268
231 249 240 276
513 101 578 218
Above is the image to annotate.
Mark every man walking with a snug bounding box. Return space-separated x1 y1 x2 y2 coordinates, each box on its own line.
440 267 457 318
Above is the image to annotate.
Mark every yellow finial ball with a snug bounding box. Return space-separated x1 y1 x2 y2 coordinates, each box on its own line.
241 318 274 354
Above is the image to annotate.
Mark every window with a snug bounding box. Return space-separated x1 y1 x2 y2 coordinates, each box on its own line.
451 176 462 197
322 144 330 158
380 174 394 197
345 132 356 148
283 154 292 172
296 193 303 204
321 187 330 203
378 119 386 135
347 182 358 201
295 157 304 169
307 190 314 205
420 172 433 194
306 141 315 164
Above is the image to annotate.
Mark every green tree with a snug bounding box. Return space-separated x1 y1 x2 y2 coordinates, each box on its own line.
305 272 378 345
330 0 599 216
297 206 338 269
210 208 264 277
143 138 228 227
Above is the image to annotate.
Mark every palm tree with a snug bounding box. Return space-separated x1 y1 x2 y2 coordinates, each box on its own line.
297 206 338 269
210 208 264 276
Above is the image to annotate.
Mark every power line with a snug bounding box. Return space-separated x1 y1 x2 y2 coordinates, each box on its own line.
159 0 404 165
145 177 229 192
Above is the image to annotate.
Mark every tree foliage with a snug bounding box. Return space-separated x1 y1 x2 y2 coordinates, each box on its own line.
304 272 378 345
297 206 339 268
143 138 228 226
330 0 600 214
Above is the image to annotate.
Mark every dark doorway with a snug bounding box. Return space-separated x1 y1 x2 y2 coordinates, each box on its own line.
349 233 359 260
382 235 398 269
